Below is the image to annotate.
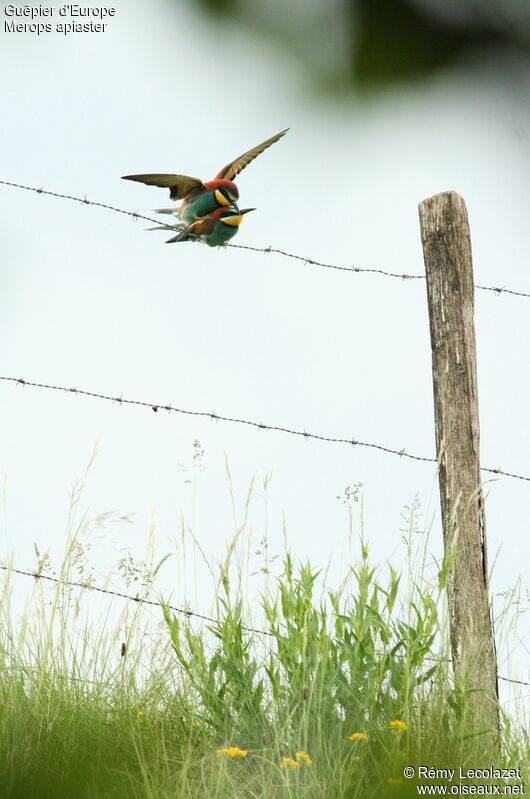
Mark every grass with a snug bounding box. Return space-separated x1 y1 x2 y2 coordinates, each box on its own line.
0 460 528 798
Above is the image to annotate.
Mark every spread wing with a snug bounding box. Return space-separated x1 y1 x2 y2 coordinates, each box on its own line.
121 173 204 200
215 129 289 181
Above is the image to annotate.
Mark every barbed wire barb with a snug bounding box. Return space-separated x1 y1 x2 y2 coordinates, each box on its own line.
1 179 529 297
1 374 528 482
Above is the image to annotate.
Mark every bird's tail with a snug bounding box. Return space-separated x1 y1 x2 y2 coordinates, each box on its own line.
154 207 180 216
165 230 188 244
146 224 184 232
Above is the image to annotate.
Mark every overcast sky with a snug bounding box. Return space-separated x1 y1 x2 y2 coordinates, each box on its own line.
1 0 529 708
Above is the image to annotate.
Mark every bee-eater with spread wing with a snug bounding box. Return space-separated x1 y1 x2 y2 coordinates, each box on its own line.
122 129 287 224
165 207 256 247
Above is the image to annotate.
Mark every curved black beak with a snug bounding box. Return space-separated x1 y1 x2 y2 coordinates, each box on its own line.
240 208 256 215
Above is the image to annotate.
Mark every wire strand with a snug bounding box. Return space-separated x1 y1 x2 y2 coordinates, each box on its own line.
1 564 528 687
1 179 529 298
0 564 273 636
1 375 528 482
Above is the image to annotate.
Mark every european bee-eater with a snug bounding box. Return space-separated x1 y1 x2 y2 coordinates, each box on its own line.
165 207 256 247
122 129 287 224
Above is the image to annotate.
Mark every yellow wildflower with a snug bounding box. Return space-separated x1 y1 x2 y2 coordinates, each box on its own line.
295 750 313 765
137 710 144 718
279 756 299 769
216 746 248 758
348 732 368 741
389 719 408 732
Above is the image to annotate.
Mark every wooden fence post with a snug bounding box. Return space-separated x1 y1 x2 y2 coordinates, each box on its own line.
418 191 499 737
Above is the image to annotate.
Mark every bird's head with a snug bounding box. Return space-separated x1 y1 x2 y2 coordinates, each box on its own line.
217 207 256 227
205 178 240 211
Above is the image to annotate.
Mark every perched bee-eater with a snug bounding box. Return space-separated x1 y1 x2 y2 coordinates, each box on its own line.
165 207 256 247
122 129 287 224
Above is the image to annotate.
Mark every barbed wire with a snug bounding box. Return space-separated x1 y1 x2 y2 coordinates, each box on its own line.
0 179 165 229
230 244 530 297
0 564 273 636
229 242 425 281
1 179 529 298
1 564 528 687
1 375 528 483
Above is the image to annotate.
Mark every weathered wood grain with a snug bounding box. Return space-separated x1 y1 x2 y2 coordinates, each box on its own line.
419 191 499 739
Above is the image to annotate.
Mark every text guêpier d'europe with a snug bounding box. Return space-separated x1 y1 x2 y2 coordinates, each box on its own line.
4 4 116 34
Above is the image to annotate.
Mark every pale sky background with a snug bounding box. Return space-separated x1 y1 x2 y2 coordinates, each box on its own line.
1 1 529 710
